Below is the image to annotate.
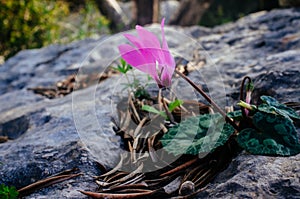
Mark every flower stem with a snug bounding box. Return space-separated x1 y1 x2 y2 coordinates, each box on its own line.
239 76 253 118
175 70 239 131
124 73 134 94
160 88 176 124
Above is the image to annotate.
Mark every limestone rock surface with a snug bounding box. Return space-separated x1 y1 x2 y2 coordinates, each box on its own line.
0 8 299 199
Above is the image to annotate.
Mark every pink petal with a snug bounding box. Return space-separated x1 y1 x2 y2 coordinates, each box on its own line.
161 18 168 50
160 64 173 87
118 44 146 68
136 25 161 49
160 18 176 70
139 48 163 68
123 33 142 49
118 18 176 88
123 35 163 66
161 49 176 72
118 44 159 81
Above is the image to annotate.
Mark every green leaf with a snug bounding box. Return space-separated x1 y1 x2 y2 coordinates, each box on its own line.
120 58 126 67
111 66 120 72
168 99 184 112
259 95 300 120
0 184 18 199
160 113 235 156
112 59 133 74
227 110 243 121
134 87 150 99
111 65 125 73
237 111 300 156
123 64 132 74
147 75 152 81
142 105 167 118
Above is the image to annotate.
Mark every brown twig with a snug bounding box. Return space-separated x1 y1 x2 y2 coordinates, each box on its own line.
129 93 141 123
133 117 147 137
161 96 176 124
100 153 127 178
79 190 154 199
175 70 239 131
108 163 144 186
160 157 198 177
18 173 81 197
104 183 148 192
105 172 128 183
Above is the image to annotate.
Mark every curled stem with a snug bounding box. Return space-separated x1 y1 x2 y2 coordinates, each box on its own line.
239 76 253 118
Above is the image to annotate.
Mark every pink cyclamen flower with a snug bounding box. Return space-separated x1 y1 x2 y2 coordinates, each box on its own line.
118 18 175 88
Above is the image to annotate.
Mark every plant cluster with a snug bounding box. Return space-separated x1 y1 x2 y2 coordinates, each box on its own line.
80 18 300 198
0 184 18 199
0 0 109 60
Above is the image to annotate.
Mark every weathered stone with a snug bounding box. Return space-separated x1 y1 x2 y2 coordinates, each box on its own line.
0 8 299 199
196 152 300 199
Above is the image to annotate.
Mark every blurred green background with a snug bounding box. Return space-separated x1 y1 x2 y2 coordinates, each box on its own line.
0 0 281 62
0 0 109 61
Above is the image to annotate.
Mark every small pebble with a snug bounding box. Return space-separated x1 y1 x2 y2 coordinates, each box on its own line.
179 181 195 196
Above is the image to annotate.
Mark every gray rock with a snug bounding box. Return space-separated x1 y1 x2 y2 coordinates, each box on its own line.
196 152 300 199
0 8 299 198
160 0 180 23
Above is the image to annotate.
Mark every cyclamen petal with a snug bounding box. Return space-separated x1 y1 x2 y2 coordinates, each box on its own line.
161 18 168 50
123 34 143 49
160 18 175 69
118 45 158 80
136 25 161 48
160 65 172 87
118 44 147 69
118 19 175 88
